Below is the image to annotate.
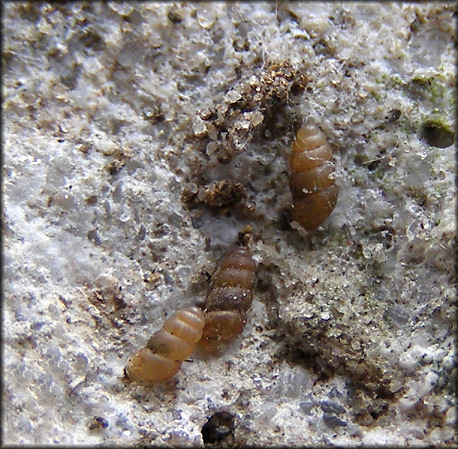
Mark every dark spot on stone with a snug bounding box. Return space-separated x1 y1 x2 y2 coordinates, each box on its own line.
366 158 381 172
328 386 343 398
167 11 183 23
152 223 169 237
420 120 455 148
375 384 396 400
113 292 127 310
368 401 389 420
108 160 126 176
191 213 205 229
79 29 106 52
320 400 346 415
137 225 146 241
30 321 45 330
323 414 347 428
278 208 292 232
87 229 101 245
233 38 249 52
386 108 401 123
313 39 334 58
86 195 98 205
201 411 235 446
60 63 82 90
88 416 109 430
256 270 273 293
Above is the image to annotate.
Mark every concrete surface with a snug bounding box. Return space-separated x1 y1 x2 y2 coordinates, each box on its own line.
3 2 456 446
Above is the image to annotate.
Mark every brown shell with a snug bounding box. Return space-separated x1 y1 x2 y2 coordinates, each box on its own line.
126 306 205 383
289 124 338 230
199 248 256 352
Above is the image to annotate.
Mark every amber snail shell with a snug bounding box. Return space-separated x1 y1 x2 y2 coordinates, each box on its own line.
126 306 205 382
289 123 338 230
199 248 256 352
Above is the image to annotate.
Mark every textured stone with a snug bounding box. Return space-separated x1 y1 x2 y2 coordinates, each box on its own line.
3 2 456 446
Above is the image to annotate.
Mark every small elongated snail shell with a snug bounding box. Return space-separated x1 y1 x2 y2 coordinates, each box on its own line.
126 306 205 383
199 248 256 352
289 123 338 230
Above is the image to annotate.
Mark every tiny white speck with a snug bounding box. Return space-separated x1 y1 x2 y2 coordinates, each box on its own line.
119 212 130 223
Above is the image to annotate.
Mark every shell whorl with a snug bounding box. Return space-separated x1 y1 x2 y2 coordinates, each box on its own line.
200 248 256 352
126 306 205 383
289 124 338 230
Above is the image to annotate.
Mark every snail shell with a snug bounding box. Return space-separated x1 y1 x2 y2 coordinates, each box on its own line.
126 306 205 383
199 248 256 352
290 124 338 230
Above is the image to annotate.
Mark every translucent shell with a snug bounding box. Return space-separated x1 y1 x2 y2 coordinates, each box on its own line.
199 248 256 352
126 306 205 383
290 124 338 230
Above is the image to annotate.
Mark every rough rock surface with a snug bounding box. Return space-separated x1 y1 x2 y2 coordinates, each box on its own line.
3 3 456 446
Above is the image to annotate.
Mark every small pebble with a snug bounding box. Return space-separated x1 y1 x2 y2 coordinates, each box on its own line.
320 400 346 415
323 414 347 428
299 401 314 415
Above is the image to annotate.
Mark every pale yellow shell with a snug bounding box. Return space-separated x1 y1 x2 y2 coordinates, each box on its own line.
126 306 205 383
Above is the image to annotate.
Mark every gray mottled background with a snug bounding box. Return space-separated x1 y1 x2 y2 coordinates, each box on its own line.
3 2 456 446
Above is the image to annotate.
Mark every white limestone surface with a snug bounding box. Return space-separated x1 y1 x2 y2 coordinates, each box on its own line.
3 2 456 446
